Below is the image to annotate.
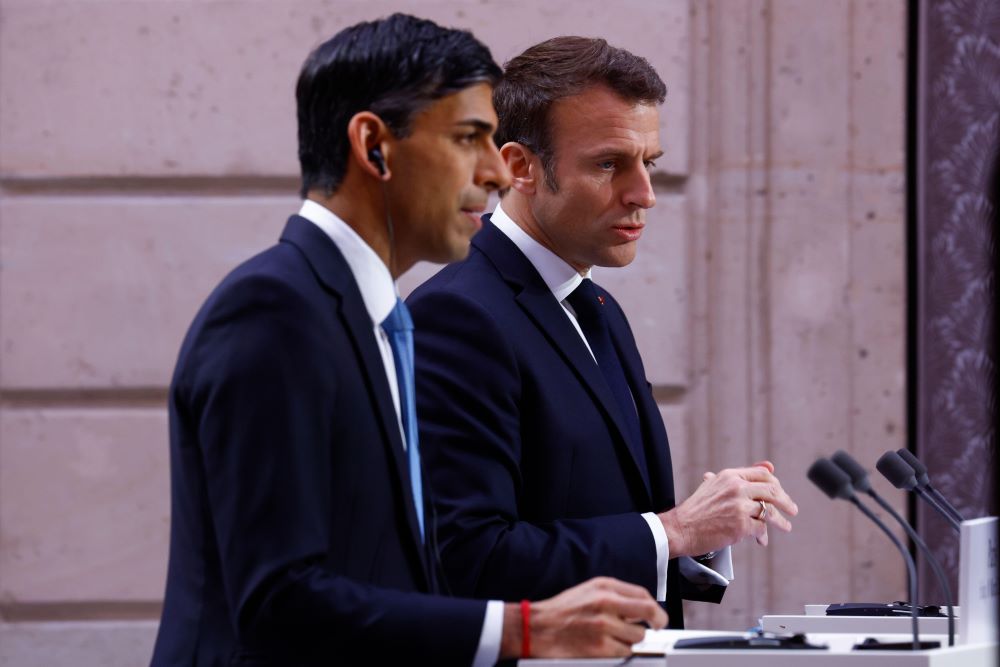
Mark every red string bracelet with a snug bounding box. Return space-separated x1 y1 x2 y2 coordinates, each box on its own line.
520 599 531 658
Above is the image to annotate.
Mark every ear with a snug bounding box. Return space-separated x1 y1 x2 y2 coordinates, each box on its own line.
347 111 392 181
500 142 538 195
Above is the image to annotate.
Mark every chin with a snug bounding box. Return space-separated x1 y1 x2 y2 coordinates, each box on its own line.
436 240 472 265
617 243 640 265
597 251 638 268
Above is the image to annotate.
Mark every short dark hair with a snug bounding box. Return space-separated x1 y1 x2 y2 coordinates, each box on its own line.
296 13 502 197
493 36 666 191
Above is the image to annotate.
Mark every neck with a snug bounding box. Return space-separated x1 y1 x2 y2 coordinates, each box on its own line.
308 182 413 279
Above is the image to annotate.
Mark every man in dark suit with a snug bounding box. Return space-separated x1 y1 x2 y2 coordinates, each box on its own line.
409 36 799 628
151 18 666 666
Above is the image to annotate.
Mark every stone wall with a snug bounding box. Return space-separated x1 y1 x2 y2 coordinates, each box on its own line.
0 0 907 661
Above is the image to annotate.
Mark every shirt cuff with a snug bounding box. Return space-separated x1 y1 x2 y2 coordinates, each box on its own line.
640 512 669 601
471 599 504 667
678 546 734 587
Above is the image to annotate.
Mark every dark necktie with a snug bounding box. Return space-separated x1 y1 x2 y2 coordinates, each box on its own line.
566 279 645 461
381 298 424 542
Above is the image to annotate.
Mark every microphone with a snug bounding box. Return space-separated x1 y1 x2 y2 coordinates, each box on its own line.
807 458 921 650
876 451 962 534
896 449 965 523
831 450 955 646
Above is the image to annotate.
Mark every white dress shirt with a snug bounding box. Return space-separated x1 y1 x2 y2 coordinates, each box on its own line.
299 200 503 667
490 202 733 599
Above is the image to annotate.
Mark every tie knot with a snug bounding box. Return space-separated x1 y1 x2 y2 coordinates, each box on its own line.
566 279 605 322
382 298 413 334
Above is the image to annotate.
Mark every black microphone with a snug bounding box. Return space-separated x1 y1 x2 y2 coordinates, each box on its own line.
896 449 965 523
831 450 955 646
807 458 921 650
876 451 961 534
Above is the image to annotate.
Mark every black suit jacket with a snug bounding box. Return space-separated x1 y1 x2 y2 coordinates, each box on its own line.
409 218 723 629
151 216 485 667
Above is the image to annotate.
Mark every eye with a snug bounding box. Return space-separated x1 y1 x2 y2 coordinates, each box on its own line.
597 160 616 170
644 159 657 170
456 132 478 145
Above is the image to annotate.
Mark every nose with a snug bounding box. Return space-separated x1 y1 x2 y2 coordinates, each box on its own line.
623 164 656 210
475 141 512 192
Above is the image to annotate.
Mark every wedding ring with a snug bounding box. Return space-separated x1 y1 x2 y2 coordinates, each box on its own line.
756 500 768 521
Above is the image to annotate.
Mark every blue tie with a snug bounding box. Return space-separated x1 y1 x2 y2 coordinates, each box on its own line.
381 298 424 542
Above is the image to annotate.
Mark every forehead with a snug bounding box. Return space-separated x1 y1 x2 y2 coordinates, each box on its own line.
547 85 660 152
409 82 498 131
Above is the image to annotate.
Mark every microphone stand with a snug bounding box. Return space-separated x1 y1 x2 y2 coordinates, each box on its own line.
866 492 955 645
849 498 921 650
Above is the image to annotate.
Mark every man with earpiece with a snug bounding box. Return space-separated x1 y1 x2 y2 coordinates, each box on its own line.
150 14 665 667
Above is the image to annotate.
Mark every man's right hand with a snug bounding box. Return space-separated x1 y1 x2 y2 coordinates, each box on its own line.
499 577 667 659
658 460 799 557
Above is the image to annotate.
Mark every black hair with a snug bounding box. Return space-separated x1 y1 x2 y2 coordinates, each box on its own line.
296 13 502 197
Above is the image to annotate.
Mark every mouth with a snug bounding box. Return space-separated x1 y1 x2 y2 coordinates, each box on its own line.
612 224 644 242
461 207 486 230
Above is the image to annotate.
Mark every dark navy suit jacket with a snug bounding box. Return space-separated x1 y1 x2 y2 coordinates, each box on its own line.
151 216 485 667
409 218 723 629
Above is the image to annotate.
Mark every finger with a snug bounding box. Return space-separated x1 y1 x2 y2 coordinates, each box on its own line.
765 506 793 533
746 498 770 526
590 576 657 601
602 613 654 646
703 471 716 481
745 496 792 531
748 511 769 545
732 466 780 484
751 460 775 473
603 593 668 629
743 481 799 516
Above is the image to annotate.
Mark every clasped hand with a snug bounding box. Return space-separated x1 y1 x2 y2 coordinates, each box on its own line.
660 460 799 557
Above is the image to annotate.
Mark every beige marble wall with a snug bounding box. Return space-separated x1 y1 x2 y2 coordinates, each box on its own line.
682 0 907 628
0 0 907 660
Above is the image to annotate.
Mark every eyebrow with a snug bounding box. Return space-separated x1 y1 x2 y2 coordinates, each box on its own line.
455 118 496 133
583 146 665 161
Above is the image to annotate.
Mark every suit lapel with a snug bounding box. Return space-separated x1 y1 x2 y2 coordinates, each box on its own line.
279 215 430 584
473 219 653 501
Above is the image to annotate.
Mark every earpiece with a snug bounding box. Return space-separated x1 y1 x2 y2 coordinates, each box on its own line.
368 148 386 176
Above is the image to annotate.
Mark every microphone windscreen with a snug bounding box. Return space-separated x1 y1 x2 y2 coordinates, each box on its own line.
876 451 918 490
808 458 855 500
896 448 931 486
831 450 872 493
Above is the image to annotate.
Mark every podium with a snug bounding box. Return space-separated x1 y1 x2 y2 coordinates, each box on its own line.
520 518 997 666
761 517 997 642
520 630 997 666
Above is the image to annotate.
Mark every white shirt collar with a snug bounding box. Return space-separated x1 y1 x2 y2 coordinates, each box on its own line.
297 199 398 325
490 202 591 302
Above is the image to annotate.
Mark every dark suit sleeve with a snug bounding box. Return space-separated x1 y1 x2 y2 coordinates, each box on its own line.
412 289 658 601
179 274 486 665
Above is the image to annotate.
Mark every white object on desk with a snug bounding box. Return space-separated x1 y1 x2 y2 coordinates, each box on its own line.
762 605 959 636
958 516 998 645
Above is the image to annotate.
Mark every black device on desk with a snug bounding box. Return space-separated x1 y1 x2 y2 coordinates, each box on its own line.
854 637 942 651
827 602 946 617
673 632 827 650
